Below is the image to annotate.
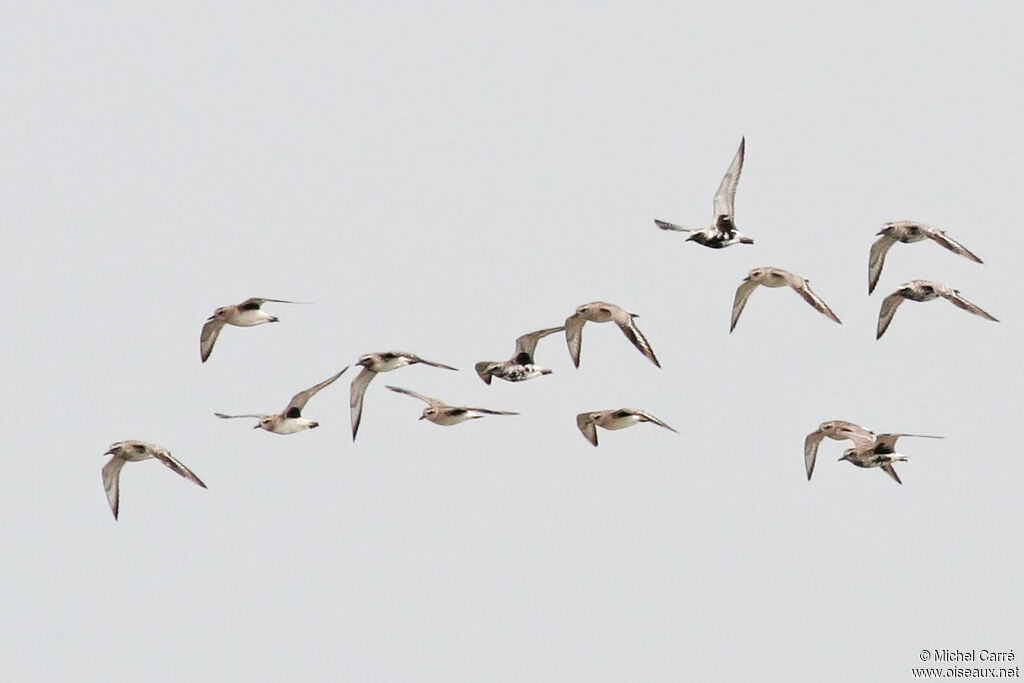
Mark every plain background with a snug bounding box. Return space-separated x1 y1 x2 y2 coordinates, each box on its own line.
2 2 1021 681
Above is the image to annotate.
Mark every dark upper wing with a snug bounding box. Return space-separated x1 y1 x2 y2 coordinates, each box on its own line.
614 313 661 367
151 447 207 489
940 290 999 322
922 227 983 264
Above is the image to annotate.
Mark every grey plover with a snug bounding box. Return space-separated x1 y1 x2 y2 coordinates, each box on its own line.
386 386 518 426
565 302 660 368
576 409 677 447
350 352 457 440
654 137 753 248
876 280 998 339
868 221 982 294
730 267 841 332
215 367 347 434
475 326 565 384
200 297 309 362
101 441 207 519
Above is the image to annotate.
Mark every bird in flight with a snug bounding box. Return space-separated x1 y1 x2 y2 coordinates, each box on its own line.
215 367 348 434
386 386 518 426
729 267 841 332
200 297 309 362
565 302 660 368
350 352 457 440
876 280 998 339
101 440 207 520
867 221 982 294
655 137 753 248
475 326 565 384
576 409 677 447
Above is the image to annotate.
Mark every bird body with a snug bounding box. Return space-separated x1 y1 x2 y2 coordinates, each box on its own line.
475 326 564 384
101 440 207 519
386 385 518 426
868 221 982 294
349 352 457 440
876 280 998 339
730 267 841 332
215 367 348 434
576 408 677 446
200 297 309 362
565 302 660 368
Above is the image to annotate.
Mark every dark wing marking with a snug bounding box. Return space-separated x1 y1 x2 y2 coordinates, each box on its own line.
616 315 661 367
941 290 999 322
790 278 842 324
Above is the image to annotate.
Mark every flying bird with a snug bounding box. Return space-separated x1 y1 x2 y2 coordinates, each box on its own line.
215 367 347 434
350 352 457 440
730 267 841 332
838 433 943 485
475 326 565 384
200 297 309 362
654 137 753 248
101 441 207 520
565 302 660 368
876 280 998 339
868 221 982 294
804 420 876 481
576 409 677 447
386 386 518 426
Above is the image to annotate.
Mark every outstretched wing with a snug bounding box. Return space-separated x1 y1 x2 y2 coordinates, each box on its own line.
349 367 377 441
467 407 519 416
614 313 661 367
386 385 445 408
637 411 677 433
730 279 760 332
241 297 311 307
564 314 586 368
876 292 907 339
514 326 566 357
200 318 226 363
576 413 598 447
788 276 842 325
214 412 266 420
287 367 348 414
940 290 999 322
713 137 745 221
873 433 943 454
151 446 207 489
654 219 694 233
101 457 126 519
922 227 983 264
804 431 825 481
880 463 903 485
407 354 458 371
867 234 898 294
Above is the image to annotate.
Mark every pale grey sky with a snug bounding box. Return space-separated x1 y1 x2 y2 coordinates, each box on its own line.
2 2 1021 681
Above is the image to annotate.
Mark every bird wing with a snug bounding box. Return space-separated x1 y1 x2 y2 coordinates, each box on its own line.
385 385 445 408
654 219 693 233
214 412 266 419
713 137 745 221
287 367 348 413
804 431 825 481
349 367 377 441
730 278 760 332
466 407 519 416
876 291 907 339
788 275 842 324
101 457 126 519
474 361 495 385
241 297 311 307
922 227 983 264
867 234 898 294
637 411 677 433
576 413 598 446
564 314 586 368
199 318 226 363
407 354 458 371
614 312 661 367
151 447 207 489
940 290 999 322
873 433 943 454
514 326 566 357
880 463 903 485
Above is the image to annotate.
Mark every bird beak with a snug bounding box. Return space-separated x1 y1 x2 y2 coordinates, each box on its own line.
252 424 262 430
418 415 426 420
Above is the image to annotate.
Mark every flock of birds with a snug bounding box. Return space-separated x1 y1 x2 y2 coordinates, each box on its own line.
100 137 999 519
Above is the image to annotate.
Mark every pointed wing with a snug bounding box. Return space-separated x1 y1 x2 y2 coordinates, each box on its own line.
880 463 903 485
941 290 999 322
474 361 495 385
241 297 311 307
385 385 445 408
804 431 825 481
654 219 694 233
576 413 598 446
615 313 661 367
876 291 907 339
867 234 897 294
466 407 519 416
873 433 943 454
287 367 348 413
214 412 266 419
514 326 565 357
150 447 207 489
407 354 458 371
730 279 760 332
637 411 677 433
713 137 745 221
565 314 586 368
922 227 983 264
789 277 842 324
349 367 377 441
101 457 126 519
199 318 226 363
